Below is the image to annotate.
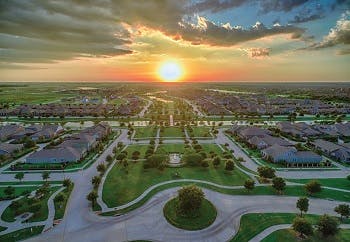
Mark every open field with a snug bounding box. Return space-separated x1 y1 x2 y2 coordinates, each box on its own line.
134 127 157 139
160 127 184 138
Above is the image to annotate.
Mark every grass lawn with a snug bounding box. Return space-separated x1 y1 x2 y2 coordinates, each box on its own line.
163 198 217 230
262 228 350 242
1 186 61 223
288 178 350 190
160 127 184 138
102 160 248 207
0 226 43 242
156 144 192 154
187 127 212 138
54 185 73 220
0 186 38 200
124 145 150 159
134 127 157 139
231 213 321 242
200 144 225 157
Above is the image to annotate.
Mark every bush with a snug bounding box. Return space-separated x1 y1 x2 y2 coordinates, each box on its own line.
177 185 204 216
257 166 275 179
182 153 204 167
317 214 339 237
225 159 235 171
144 154 168 169
305 180 322 195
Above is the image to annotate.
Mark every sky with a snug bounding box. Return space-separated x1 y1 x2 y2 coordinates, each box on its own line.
0 0 349 82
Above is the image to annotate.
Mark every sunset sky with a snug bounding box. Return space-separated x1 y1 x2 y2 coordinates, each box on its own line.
0 0 349 82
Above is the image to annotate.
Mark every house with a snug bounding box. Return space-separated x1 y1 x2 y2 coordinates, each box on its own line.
26 147 82 164
335 123 350 137
30 124 63 141
262 144 322 164
0 143 23 156
277 122 320 138
248 135 293 150
311 139 350 163
0 125 24 141
237 127 271 140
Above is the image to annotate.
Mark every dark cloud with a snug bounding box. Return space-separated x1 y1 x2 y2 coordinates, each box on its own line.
290 13 324 23
259 0 310 13
189 0 249 13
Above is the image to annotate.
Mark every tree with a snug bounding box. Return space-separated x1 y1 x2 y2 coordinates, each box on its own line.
212 156 221 168
91 176 101 189
292 217 313 237
334 204 350 221
97 163 106 174
201 160 209 168
15 172 24 182
257 166 275 179
54 194 65 203
106 155 113 163
24 139 36 149
225 159 235 171
183 153 204 167
4 186 15 198
10 200 21 213
272 177 286 194
317 214 339 237
244 179 255 192
296 197 309 217
305 180 322 195
42 171 50 181
63 178 72 188
86 191 98 208
177 185 204 216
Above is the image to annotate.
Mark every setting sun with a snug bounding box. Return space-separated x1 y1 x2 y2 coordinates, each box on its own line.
157 61 184 82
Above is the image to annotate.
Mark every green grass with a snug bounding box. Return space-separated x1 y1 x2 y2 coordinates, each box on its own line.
262 229 350 242
54 185 73 220
200 144 225 157
1 186 61 223
156 144 192 154
187 127 212 138
231 213 321 242
0 186 38 199
160 127 184 138
163 198 217 230
102 160 248 207
0 226 43 242
134 127 157 139
124 145 150 159
288 178 350 190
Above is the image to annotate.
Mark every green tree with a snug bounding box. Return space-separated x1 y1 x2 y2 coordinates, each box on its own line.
201 160 209 168
292 217 313 237
225 159 235 171
212 156 221 168
97 163 106 174
305 180 322 195
42 171 50 181
63 178 72 188
14 172 24 182
334 204 350 221
317 214 339 237
272 177 286 194
106 155 113 163
91 176 101 189
177 185 204 216
54 194 65 203
4 186 15 198
244 179 255 192
86 191 98 208
257 166 275 179
296 197 309 217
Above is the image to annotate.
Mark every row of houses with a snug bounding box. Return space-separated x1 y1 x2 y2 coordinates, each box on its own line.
0 142 24 158
0 124 63 142
311 139 350 163
26 122 111 164
229 125 322 165
277 122 350 139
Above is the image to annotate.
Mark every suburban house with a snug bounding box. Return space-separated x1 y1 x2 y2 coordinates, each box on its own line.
0 125 25 141
262 144 322 165
0 142 24 157
25 123 110 164
248 135 293 150
311 139 350 163
30 124 64 141
277 122 320 138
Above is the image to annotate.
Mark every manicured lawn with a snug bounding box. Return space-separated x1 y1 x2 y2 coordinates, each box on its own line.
54 185 73 220
0 186 38 199
1 186 61 223
231 213 321 242
288 178 350 190
0 226 43 242
200 144 225 157
102 160 248 207
124 145 150 159
163 198 217 230
187 127 212 138
134 127 157 138
156 144 192 154
160 127 184 138
262 229 350 242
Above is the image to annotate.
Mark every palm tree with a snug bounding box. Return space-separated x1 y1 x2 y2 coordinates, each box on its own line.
86 191 98 208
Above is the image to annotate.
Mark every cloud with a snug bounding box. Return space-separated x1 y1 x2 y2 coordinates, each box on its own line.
259 0 310 13
242 48 270 58
176 16 305 47
189 0 249 13
307 11 350 50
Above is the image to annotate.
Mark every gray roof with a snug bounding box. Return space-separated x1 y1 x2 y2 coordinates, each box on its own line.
311 139 342 152
0 142 23 154
262 144 296 157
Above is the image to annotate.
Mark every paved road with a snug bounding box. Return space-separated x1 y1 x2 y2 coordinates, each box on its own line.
26 188 348 242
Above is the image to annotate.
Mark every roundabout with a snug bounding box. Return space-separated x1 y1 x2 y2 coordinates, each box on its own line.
163 197 217 231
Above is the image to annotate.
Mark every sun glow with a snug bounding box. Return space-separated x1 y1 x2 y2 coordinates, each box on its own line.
157 60 184 82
